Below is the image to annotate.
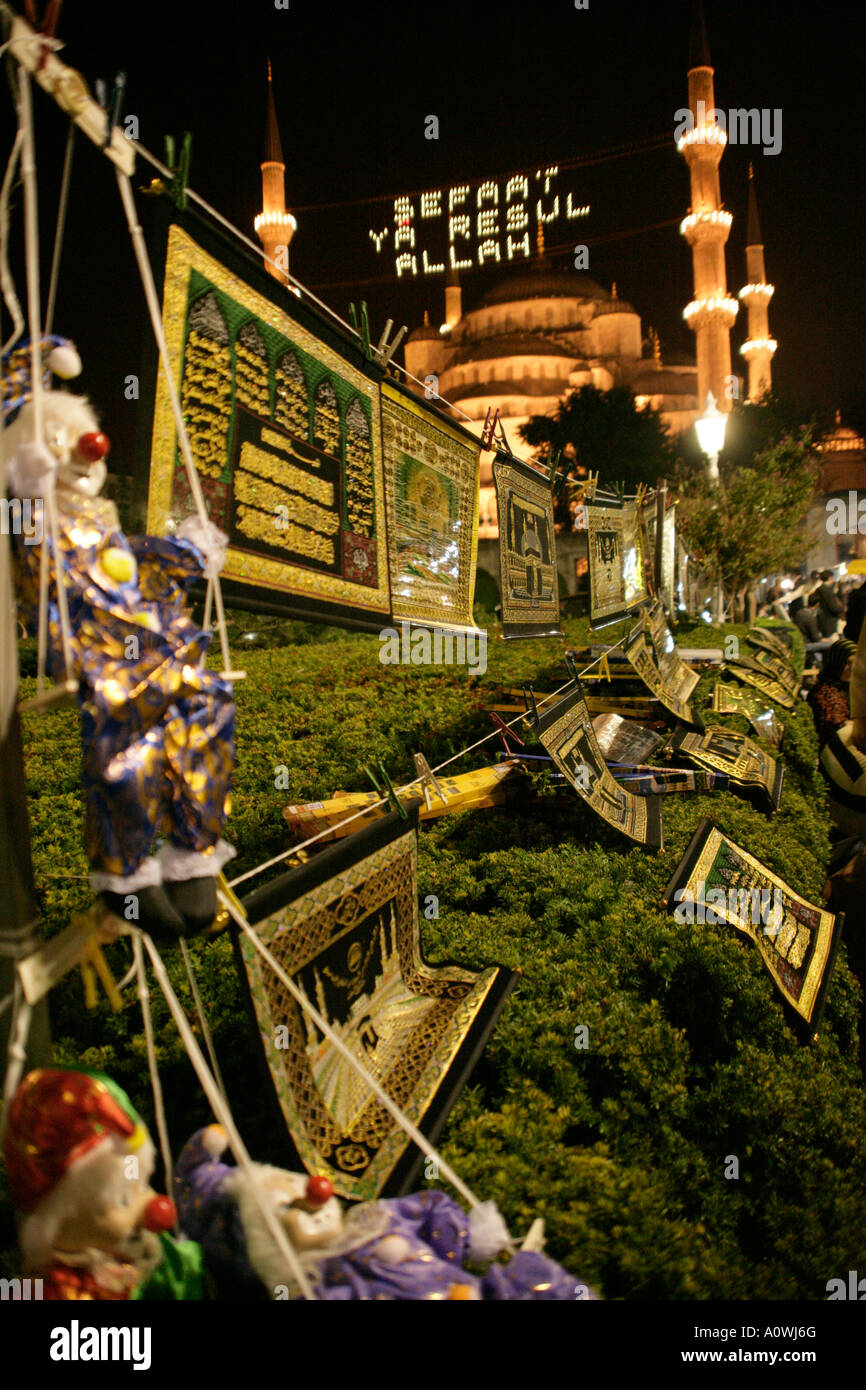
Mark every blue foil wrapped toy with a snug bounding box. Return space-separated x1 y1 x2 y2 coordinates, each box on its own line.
3 339 234 937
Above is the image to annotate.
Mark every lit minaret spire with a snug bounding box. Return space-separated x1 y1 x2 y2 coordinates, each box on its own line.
739 165 776 400
678 1 738 413
254 60 296 285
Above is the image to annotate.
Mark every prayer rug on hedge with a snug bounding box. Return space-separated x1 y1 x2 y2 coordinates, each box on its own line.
145 218 390 629
235 807 516 1201
536 680 663 850
492 451 562 638
726 662 796 709
662 818 843 1033
380 382 480 633
710 682 784 748
622 601 702 727
669 724 784 812
585 499 648 628
746 648 799 695
746 627 795 663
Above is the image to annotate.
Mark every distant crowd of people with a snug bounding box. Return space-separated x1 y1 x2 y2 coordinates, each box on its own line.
761 569 866 646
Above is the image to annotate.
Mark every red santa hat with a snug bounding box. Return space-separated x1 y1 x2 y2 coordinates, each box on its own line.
3 1069 155 1270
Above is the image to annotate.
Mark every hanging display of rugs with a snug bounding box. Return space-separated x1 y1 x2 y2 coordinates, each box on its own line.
745 647 799 696
380 381 480 634
235 808 516 1201
710 682 784 748
585 499 648 628
491 450 562 639
668 724 784 812
535 680 663 850
622 600 702 727
642 499 677 616
145 219 392 629
662 818 844 1033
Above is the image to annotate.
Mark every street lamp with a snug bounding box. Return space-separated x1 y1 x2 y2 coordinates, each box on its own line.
694 391 728 482
694 391 729 622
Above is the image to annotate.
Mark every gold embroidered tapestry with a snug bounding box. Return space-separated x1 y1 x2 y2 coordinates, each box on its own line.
586 500 648 629
236 808 515 1200
491 451 561 638
662 818 843 1033
380 382 479 633
623 600 701 726
146 222 390 628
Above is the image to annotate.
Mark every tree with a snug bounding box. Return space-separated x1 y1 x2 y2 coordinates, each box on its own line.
519 385 676 502
676 427 822 621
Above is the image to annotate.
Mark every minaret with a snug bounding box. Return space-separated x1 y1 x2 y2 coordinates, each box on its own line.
738 165 776 400
254 61 296 285
678 2 738 413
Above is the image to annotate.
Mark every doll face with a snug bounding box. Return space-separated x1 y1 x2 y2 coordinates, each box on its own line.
53 1182 157 1257
281 1197 344 1251
13 394 110 498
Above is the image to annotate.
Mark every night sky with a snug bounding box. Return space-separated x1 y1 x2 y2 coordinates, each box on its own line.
5 0 865 472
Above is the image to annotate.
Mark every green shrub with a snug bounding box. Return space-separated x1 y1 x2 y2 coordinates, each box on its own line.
4 614 863 1299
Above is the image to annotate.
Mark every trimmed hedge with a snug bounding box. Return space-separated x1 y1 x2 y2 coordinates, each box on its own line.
3 614 865 1299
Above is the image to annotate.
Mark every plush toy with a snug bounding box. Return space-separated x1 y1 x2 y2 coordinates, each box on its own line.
175 1125 588 1301
3 1068 204 1300
2 336 235 938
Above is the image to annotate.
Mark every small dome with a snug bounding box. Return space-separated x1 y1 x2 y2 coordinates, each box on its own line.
407 318 441 344
593 297 637 317
479 269 607 307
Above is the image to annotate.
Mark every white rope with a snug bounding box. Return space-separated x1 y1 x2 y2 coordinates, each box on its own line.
132 931 174 1198
228 631 630 887
179 936 226 1100
0 976 32 1147
223 893 482 1212
18 64 74 685
0 125 24 355
44 122 75 336
140 930 317 1300
113 168 237 681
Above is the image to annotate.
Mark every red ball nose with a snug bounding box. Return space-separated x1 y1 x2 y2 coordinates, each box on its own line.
143 1194 177 1233
305 1176 334 1208
77 431 110 462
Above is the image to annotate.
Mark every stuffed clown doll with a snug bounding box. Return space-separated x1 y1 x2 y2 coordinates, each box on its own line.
2 336 235 938
3 1068 204 1299
175 1125 588 1300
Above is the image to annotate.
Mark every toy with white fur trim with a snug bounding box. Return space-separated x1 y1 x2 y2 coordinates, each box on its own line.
175 1124 589 1300
3 1068 203 1300
2 337 235 938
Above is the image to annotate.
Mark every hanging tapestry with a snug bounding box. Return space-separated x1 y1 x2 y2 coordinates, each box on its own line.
491 451 561 638
145 221 390 629
710 682 784 749
642 501 677 615
662 818 843 1033
746 626 794 662
536 680 663 850
726 661 796 709
380 382 479 633
622 600 702 727
235 807 515 1201
669 724 784 812
585 499 648 629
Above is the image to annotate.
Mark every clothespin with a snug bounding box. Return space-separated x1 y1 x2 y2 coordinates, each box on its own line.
412 753 448 811
95 72 127 148
480 407 498 451
597 651 612 682
490 711 525 757
81 937 123 1012
159 131 192 210
564 652 580 686
634 482 648 509
374 319 408 371
521 685 540 730
348 302 373 359
364 761 408 819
